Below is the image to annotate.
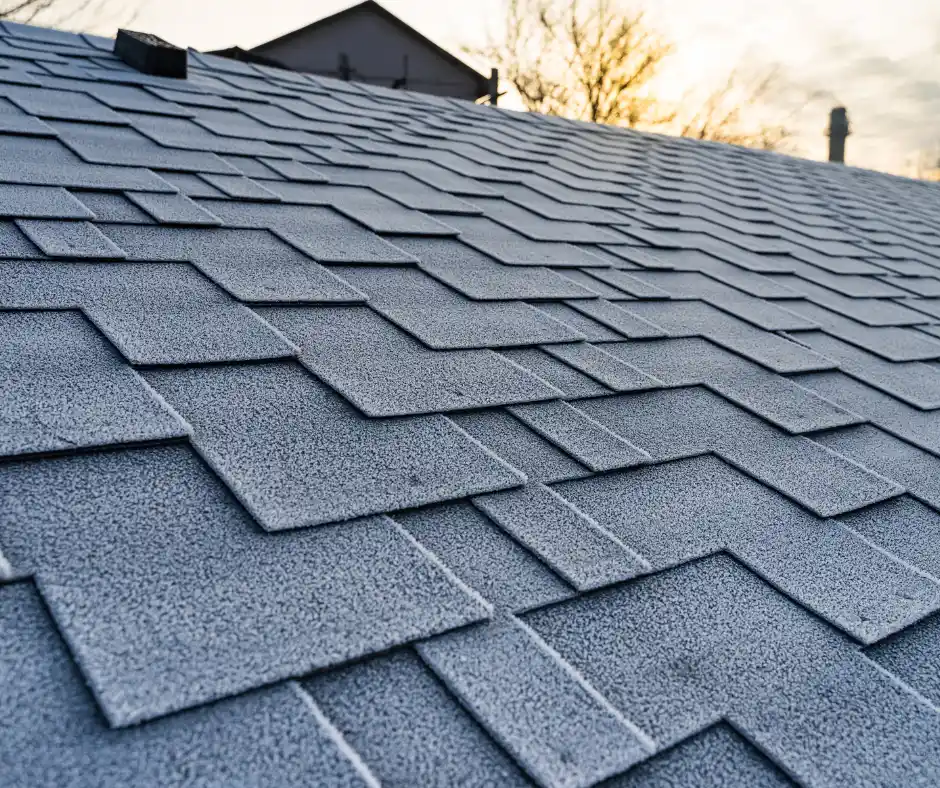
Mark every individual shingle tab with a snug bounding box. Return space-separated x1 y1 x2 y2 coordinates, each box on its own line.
770 273 929 327
524 553 852 747
553 456 939 643
566 299 668 339
509 399 651 471
201 172 282 201
574 386 901 517
769 299 940 362
815 425 940 510
604 337 860 433
53 120 238 174
475 483 648 590
741 652 940 786
126 191 223 225
0 184 92 218
145 362 524 530
392 236 595 300
418 616 652 788
267 182 457 236
202 200 418 264
543 342 663 392
443 214 610 267
0 583 375 788
622 300 832 373
532 301 623 341
0 133 175 191
337 265 584 349
72 189 155 223
499 347 611 398
868 610 940 707
0 310 186 455
0 445 490 725
451 409 591 484
791 329 940 409
1 84 126 123
16 219 125 259
838 495 940 580
795 371 940 456
0 261 294 365
395 502 572 612
305 649 532 788
604 724 796 788
259 305 561 416
99 223 365 303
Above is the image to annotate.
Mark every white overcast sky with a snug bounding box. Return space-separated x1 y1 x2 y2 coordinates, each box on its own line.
94 0 940 174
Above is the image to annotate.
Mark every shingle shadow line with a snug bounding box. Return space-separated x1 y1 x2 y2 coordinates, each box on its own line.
0 434 192 467
594 718 799 788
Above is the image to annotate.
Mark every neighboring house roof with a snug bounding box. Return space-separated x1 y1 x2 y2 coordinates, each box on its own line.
2 16 940 788
251 0 490 98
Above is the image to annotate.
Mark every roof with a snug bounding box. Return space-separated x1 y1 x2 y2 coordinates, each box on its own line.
251 0 490 97
1 16 940 788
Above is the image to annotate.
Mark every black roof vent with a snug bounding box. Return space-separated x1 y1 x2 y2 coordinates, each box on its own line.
114 29 187 78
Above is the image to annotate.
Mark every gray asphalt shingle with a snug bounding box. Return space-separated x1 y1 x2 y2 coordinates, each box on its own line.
145 362 524 529
4 19 940 786
0 445 490 725
336 265 585 349
259 305 562 416
0 582 375 788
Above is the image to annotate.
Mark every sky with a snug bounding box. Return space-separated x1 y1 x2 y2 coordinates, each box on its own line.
62 0 940 175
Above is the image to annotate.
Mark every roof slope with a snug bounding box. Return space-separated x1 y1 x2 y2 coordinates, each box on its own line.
1 17 940 787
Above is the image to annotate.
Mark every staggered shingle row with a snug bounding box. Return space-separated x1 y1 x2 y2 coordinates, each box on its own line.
3 17 940 787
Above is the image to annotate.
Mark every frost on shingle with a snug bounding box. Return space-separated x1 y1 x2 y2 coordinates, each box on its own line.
144 362 524 530
795 371 940 455
0 183 92 218
552 455 940 643
0 310 186 455
575 386 902 518
52 120 240 173
604 724 796 788
259 305 561 416
126 191 223 225
442 214 612 267
336 265 584 349
395 502 572 611
99 223 365 302
604 337 859 433
0 133 176 190
474 482 647 590
790 330 940 409
524 554 857 749
417 615 651 788
499 347 611 398
305 649 532 787
200 200 417 263
391 236 596 300
0 261 293 364
450 409 591 484
544 342 663 392
16 219 126 258
0 583 375 787
0 445 491 725
622 300 832 372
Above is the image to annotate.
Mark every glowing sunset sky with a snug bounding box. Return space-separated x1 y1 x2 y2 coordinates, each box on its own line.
101 0 940 175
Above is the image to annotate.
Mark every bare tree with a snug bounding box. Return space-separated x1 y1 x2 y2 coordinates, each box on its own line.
468 0 674 126
675 68 796 152
1 0 137 33
469 0 799 151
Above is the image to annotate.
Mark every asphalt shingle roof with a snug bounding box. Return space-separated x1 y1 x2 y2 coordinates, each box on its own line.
3 17 940 786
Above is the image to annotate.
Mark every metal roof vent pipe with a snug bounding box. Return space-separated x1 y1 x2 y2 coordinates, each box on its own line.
114 30 187 78
827 107 850 164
